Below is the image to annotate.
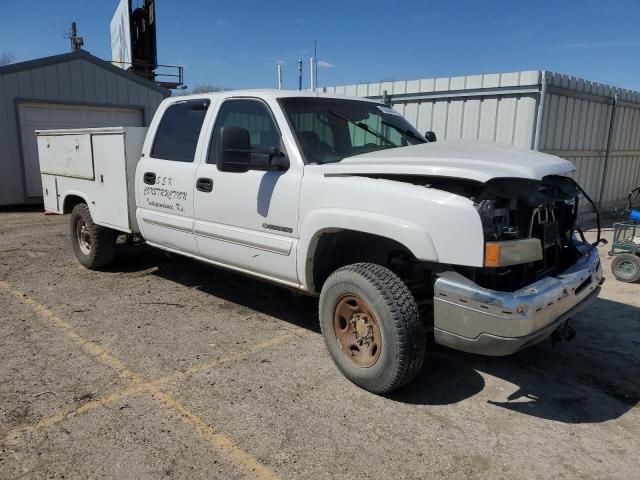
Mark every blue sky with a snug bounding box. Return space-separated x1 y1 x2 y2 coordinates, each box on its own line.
1 0 639 91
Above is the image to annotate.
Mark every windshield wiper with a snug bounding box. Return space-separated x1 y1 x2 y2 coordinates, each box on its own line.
380 120 426 143
328 110 395 146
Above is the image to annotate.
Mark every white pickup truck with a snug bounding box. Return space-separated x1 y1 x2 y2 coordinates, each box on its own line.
37 90 604 393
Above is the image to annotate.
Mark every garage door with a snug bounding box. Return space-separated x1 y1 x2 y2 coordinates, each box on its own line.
19 102 143 198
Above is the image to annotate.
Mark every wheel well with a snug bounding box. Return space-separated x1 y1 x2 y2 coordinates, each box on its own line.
62 195 86 214
309 229 428 294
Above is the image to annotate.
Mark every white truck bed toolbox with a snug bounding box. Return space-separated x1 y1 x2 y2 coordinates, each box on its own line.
36 127 147 233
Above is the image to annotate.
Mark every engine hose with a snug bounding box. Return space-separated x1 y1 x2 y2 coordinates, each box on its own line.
576 227 588 243
567 177 604 247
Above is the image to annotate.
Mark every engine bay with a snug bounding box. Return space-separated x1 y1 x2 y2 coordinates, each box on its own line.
466 176 583 291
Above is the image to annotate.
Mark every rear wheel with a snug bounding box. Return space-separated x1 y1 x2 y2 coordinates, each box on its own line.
70 203 115 270
611 253 640 283
319 263 426 394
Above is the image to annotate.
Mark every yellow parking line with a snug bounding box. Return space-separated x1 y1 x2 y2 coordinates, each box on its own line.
146 385 278 480
0 281 144 384
25 330 301 434
30 383 147 431
155 330 303 386
0 280 283 480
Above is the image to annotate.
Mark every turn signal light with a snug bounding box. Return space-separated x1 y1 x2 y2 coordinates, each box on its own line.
485 243 502 267
484 239 543 267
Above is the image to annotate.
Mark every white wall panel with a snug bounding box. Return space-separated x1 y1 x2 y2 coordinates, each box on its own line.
542 72 640 207
478 98 499 142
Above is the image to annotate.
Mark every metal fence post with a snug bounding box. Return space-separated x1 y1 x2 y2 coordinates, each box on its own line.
598 92 619 208
382 90 389 106
533 71 548 151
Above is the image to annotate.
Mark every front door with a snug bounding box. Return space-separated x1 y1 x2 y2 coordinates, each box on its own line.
136 98 210 255
193 98 302 285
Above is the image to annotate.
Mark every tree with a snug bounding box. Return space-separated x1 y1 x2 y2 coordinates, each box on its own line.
0 52 15 66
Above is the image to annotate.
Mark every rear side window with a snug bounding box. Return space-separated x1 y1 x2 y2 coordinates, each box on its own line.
151 99 210 162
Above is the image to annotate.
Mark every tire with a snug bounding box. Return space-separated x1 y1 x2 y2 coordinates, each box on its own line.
319 263 426 394
70 203 115 270
611 253 640 283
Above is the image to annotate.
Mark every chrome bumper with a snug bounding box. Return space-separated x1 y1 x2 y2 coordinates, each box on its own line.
433 242 603 356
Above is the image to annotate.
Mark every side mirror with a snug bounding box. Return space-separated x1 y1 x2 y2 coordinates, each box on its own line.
266 146 290 171
425 131 437 142
217 126 290 173
217 126 251 173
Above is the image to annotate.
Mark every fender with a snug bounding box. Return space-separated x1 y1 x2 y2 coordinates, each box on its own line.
60 190 131 232
61 190 92 216
298 208 446 291
297 208 440 290
297 173 486 291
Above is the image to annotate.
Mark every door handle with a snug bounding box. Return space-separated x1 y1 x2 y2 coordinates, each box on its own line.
143 172 156 185
196 177 214 193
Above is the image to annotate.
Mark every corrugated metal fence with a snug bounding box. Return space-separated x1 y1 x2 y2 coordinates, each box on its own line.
320 71 640 209
539 73 640 207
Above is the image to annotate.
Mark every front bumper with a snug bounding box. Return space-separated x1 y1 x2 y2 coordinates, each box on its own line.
433 242 603 356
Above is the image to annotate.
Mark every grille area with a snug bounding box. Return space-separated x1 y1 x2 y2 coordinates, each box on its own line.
543 220 559 248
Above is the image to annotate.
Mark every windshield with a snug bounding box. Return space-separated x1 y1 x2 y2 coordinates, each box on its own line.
278 97 426 164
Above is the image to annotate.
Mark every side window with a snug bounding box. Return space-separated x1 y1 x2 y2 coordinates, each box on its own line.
151 99 210 162
208 100 279 166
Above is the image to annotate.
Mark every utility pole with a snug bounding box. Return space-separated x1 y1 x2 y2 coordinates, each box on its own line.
314 40 318 88
310 57 316 90
66 22 84 52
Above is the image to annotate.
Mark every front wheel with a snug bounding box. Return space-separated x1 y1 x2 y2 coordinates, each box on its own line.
70 203 115 270
319 263 426 394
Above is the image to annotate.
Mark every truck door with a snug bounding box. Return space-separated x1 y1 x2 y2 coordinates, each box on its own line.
193 98 302 285
136 99 210 255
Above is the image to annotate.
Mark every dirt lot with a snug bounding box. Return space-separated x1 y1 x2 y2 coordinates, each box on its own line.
0 209 638 480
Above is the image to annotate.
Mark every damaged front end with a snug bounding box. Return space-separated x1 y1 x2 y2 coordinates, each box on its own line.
377 172 604 292
319 142 605 356
428 175 604 356
464 175 598 291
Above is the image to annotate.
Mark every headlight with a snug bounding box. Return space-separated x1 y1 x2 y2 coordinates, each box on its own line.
485 239 543 267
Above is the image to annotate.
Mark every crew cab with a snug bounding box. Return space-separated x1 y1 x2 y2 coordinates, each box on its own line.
36 90 604 393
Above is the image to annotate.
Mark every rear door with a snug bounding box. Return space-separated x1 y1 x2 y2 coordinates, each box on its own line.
136 98 210 255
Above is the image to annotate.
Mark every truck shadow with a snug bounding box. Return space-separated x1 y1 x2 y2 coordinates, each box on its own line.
109 242 321 333
110 243 639 424
391 296 639 423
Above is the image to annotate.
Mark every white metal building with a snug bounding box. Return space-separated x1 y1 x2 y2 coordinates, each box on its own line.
0 50 169 206
320 71 640 209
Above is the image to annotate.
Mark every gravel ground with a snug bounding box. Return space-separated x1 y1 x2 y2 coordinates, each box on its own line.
0 209 638 480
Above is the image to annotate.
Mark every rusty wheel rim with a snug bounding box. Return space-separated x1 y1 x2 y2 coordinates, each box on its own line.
333 294 382 368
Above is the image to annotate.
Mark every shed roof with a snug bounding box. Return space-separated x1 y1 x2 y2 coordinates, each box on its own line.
0 49 170 95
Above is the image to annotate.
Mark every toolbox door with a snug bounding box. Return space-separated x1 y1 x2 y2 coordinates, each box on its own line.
41 175 59 213
91 133 131 231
